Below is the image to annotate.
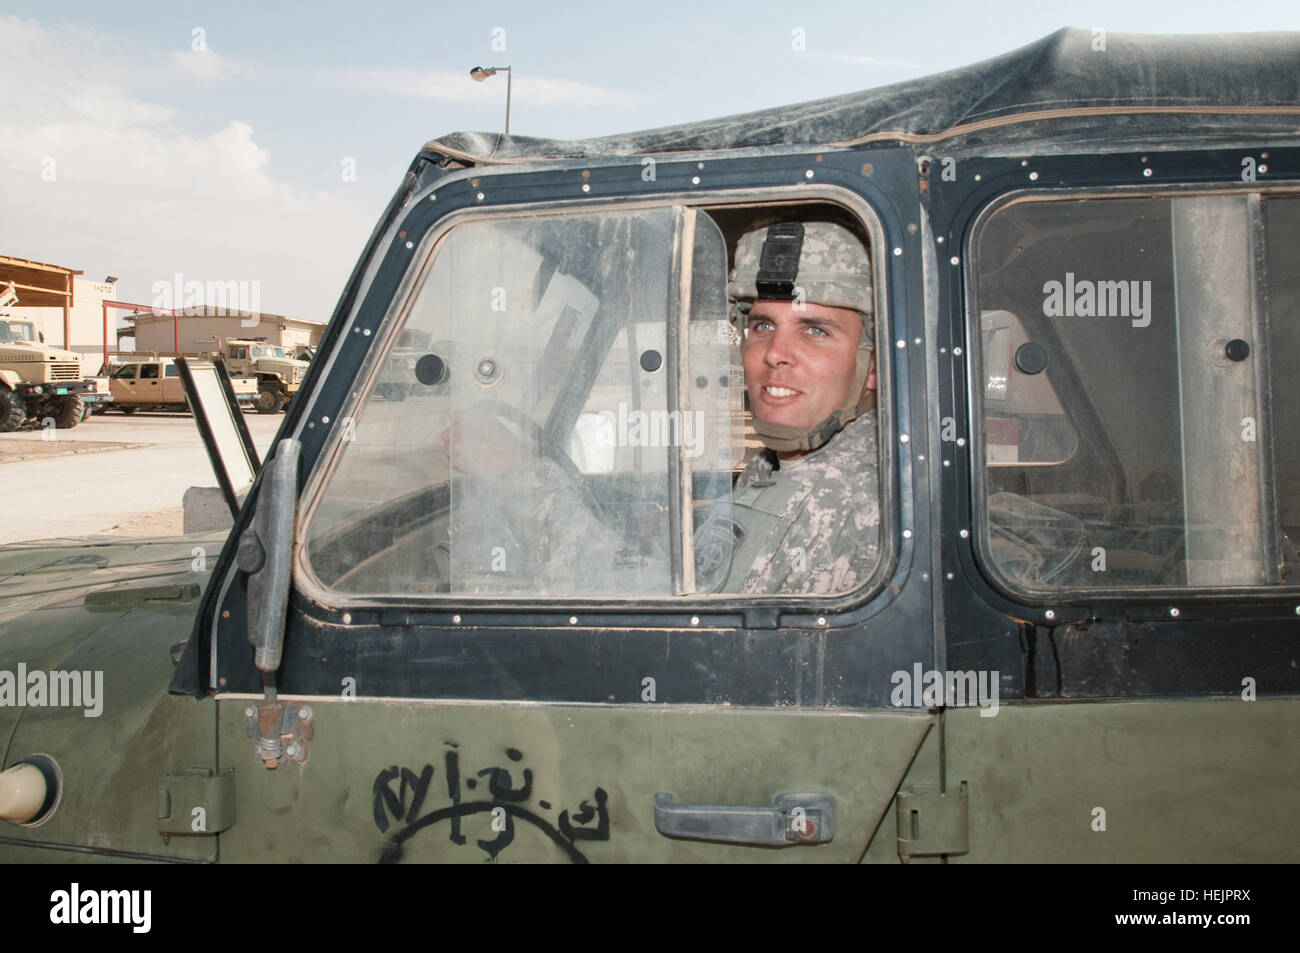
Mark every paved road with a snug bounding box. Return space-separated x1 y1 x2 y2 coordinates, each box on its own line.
0 411 284 544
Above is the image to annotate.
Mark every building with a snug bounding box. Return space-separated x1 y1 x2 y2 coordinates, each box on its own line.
0 256 118 360
126 308 325 356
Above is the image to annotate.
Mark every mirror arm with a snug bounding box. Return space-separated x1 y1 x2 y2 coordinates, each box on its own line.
236 438 301 700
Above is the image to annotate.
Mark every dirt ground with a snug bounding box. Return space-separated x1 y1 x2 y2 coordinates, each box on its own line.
0 435 174 535
0 439 149 464
97 506 186 537
0 411 281 544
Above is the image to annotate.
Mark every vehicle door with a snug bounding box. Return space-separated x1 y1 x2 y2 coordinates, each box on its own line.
108 363 139 404
137 361 163 402
927 146 1300 861
193 147 944 863
162 361 184 404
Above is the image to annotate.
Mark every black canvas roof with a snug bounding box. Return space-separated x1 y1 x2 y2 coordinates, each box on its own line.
425 28 1300 164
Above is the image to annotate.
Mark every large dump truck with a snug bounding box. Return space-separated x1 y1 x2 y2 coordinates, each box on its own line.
220 338 308 413
0 316 113 431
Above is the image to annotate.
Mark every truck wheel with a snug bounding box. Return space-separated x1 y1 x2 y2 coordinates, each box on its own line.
53 394 85 429
0 389 25 433
256 385 285 414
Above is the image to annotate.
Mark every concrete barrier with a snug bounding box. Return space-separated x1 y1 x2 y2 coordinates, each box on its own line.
183 486 248 533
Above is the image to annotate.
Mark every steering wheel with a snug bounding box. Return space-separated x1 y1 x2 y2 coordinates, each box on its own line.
321 399 603 594
987 491 1087 588
468 399 590 492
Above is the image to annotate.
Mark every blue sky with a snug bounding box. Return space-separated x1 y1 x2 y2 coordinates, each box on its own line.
2 1 1298 321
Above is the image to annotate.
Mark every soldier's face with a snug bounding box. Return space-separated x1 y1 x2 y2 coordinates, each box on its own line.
742 300 869 433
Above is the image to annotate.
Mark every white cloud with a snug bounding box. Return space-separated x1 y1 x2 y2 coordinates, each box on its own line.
163 48 251 82
0 16 372 322
324 67 641 107
806 50 923 69
65 83 176 126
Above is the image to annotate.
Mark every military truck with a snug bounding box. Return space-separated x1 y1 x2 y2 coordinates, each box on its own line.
0 317 113 431
221 339 308 414
107 357 258 413
0 30 1297 864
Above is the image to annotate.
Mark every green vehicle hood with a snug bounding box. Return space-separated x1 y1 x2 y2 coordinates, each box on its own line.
0 534 231 859
0 533 225 753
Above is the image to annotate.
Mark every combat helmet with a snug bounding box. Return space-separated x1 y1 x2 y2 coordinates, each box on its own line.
728 219 876 453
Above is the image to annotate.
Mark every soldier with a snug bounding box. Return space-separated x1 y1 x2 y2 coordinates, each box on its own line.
441 218 879 596
695 218 879 594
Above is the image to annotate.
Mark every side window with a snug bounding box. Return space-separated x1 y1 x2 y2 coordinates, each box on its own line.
980 310 1077 465
974 192 1297 592
139 363 161 379
230 347 246 360
112 364 138 379
164 363 179 378
1264 196 1300 571
304 206 740 598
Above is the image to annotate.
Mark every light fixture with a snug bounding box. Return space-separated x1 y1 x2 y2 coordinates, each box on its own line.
468 65 513 135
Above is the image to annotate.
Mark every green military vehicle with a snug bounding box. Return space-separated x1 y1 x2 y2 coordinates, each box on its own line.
222 338 308 414
0 317 113 431
0 30 1296 864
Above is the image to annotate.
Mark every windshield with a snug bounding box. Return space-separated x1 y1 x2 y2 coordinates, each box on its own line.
1 321 37 343
305 205 742 599
251 345 287 359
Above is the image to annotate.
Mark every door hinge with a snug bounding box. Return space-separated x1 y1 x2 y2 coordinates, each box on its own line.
245 700 313 769
896 781 969 859
158 767 235 836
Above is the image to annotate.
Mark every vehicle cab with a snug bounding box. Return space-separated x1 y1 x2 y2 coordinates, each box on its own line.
1 29 1297 864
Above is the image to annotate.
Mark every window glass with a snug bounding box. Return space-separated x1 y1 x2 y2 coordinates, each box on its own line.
305 206 741 598
975 193 1287 591
980 310 1077 464
1264 196 1300 581
2 321 37 343
164 363 179 377
140 363 160 379
112 364 138 379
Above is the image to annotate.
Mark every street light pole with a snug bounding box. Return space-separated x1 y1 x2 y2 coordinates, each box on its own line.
469 65 513 135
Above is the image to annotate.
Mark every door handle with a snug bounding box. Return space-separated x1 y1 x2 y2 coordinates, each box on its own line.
654 792 835 846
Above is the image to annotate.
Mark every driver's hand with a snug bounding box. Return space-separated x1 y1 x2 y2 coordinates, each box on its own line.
440 407 535 476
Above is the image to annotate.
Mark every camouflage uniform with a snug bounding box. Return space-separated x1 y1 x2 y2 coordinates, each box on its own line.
707 410 880 594
467 409 879 597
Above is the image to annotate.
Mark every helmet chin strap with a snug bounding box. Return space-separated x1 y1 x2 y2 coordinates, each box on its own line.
751 348 876 454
